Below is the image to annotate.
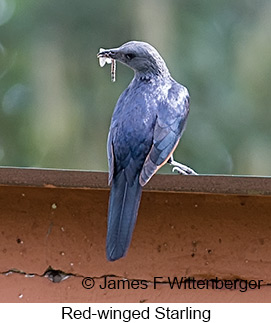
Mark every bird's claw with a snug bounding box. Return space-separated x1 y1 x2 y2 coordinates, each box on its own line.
172 166 186 175
169 157 198 175
172 166 198 175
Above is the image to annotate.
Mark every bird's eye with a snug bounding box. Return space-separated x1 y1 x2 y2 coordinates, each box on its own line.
125 53 136 60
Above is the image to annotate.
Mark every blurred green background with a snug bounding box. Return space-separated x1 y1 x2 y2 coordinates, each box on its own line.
0 0 270 175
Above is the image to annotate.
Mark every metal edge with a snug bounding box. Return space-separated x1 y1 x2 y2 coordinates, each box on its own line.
0 167 270 196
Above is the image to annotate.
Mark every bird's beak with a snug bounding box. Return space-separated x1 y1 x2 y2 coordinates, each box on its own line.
97 48 118 59
97 48 120 68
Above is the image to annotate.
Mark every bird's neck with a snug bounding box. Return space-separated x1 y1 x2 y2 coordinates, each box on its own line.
134 67 171 83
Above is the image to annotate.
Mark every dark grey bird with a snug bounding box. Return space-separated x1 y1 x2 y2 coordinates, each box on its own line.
97 41 196 261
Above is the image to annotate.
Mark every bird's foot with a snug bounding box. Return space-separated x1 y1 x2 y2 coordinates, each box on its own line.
172 165 198 175
168 157 198 175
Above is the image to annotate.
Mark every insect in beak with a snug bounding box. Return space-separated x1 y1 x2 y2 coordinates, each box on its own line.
97 48 117 82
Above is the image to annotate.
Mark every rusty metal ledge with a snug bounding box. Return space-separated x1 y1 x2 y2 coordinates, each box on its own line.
1 167 271 302
0 167 270 196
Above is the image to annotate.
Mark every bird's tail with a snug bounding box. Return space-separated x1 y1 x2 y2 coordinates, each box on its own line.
106 171 142 261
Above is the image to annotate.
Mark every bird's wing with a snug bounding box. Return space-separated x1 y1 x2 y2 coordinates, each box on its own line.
140 87 189 186
107 126 115 185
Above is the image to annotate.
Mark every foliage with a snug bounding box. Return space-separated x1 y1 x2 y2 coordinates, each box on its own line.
0 0 270 175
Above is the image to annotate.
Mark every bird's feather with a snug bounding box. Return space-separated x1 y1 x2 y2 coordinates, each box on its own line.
106 170 142 261
140 84 190 186
107 130 114 185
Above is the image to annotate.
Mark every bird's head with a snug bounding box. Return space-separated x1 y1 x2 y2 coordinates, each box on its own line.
97 41 169 77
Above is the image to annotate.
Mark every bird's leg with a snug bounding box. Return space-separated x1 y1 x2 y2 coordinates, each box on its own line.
168 156 198 175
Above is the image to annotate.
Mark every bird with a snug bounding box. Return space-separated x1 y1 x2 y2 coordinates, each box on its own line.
97 41 197 261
